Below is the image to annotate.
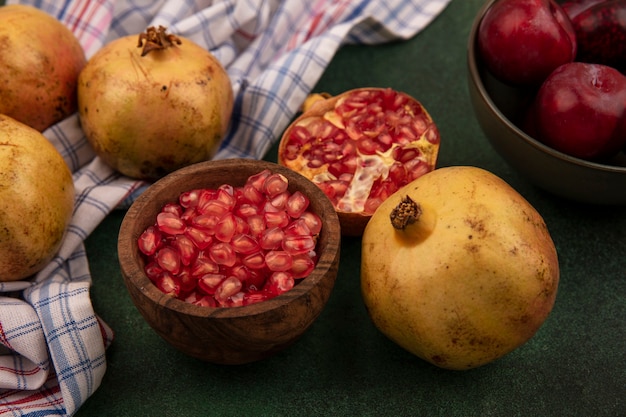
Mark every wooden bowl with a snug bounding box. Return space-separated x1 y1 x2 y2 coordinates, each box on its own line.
467 0 626 205
118 158 341 364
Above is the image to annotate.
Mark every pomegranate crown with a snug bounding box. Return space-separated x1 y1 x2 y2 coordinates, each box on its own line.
137 25 182 56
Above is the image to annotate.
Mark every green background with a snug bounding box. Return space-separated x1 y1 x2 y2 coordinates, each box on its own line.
11 0 626 415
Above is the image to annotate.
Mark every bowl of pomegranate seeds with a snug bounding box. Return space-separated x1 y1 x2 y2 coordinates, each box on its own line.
118 158 341 364
467 0 626 205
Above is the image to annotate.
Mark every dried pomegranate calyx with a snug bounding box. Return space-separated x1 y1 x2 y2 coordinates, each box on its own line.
137 25 182 56
390 195 422 230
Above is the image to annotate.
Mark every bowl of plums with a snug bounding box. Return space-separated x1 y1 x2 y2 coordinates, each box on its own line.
467 0 626 204
117 158 341 365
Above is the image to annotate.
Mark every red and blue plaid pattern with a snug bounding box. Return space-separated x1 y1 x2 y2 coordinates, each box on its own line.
0 0 451 415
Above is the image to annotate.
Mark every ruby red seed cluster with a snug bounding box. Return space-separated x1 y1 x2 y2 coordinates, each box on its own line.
137 169 322 308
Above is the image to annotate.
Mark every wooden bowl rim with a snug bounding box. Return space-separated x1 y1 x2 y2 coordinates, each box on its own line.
118 158 341 320
467 0 626 175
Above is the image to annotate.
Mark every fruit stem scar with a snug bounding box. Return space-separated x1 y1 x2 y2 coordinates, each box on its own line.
137 25 182 57
390 195 422 230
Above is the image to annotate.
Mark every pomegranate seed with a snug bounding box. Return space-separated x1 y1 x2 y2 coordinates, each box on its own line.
299 211 322 235
185 292 218 308
214 276 243 303
247 214 266 237
235 203 260 218
180 207 196 222
265 250 293 272
190 253 220 277
156 212 185 235
242 251 266 270
288 125 312 145
264 210 289 228
259 227 285 250
198 199 231 217
216 186 236 209
263 173 289 197
227 291 245 307
263 199 281 213
246 169 271 191
138 225 162 256
227 264 252 282
363 197 384 215
234 215 249 235
171 235 198 266
243 291 269 306
285 191 309 218
157 273 180 297
184 226 213 250
215 212 237 242
144 261 163 281
407 160 431 181
198 273 226 295
208 242 236 267
231 233 260 254
242 184 265 205
282 234 316 255
265 271 295 295
180 189 202 208
291 254 316 278
162 202 183 216
388 161 407 184
156 247 181 274
269 191 289 210
285 218 312 236
356 137 379 155
191 213 220 231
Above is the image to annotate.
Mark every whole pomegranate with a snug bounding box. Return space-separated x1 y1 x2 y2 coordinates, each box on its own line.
0 115 75 282
278 87 440 236
361 166 559 370
78 26 234 181
0 5 86 132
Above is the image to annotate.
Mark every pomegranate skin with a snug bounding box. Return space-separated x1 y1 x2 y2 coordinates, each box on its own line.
77 29 234 181
0 5 86 132
0 115 75 282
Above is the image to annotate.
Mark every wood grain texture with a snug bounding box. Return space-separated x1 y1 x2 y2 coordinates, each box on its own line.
118 159 341 364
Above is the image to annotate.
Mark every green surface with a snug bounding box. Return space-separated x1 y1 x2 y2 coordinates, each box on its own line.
79 1 625 416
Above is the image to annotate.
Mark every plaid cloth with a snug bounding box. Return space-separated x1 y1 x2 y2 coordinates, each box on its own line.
0 0 451 415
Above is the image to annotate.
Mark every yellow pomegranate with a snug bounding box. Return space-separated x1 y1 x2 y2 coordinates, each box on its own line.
0 115 75 282
361 166 559 370
77 26 234 181
0 5 86 132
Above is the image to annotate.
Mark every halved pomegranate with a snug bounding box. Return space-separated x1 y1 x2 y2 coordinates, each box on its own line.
278 87 440 236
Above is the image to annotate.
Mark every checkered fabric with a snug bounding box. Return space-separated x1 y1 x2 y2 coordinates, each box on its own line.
0 0 451 415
